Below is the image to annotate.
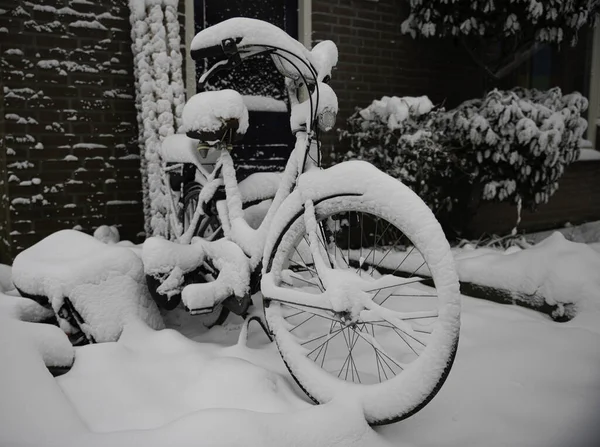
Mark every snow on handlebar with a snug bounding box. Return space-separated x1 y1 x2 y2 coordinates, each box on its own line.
190 17 337 84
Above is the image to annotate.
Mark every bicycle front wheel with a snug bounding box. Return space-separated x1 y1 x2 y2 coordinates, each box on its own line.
262 174 460 425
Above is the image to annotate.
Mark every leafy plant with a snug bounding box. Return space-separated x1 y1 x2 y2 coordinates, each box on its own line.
337 88 589 233
401 0 600 79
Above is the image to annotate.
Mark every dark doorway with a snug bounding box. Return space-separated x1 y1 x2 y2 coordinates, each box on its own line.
194 0 299 179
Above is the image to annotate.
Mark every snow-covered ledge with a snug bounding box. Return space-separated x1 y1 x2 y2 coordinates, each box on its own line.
129 0 186 238
586 24 600 147
578 139 600 162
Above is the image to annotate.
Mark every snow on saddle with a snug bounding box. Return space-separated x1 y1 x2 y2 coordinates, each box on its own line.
12 230 164 344
182 89 249 143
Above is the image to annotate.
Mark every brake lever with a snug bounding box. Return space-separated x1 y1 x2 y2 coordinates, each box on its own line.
198 38 242 85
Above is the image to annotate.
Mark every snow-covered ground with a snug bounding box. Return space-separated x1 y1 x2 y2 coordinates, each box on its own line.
1 227 600 447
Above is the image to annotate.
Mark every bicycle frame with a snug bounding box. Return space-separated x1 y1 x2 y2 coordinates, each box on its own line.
147 28 341 314
172 113 316 269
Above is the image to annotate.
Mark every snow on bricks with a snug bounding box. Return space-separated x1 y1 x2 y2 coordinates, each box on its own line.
12 229 164 342
0 0 145 261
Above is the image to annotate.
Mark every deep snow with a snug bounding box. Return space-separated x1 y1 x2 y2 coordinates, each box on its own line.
1 228 600 446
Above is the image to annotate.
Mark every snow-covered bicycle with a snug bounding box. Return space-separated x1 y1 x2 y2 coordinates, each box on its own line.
143 18 461 425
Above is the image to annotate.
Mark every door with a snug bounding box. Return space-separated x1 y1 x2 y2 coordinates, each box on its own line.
194 0 299 180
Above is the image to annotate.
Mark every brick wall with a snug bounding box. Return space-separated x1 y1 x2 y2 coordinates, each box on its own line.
0 0 144 262
0 86 10 261
311 0 486 155
468 160 600 237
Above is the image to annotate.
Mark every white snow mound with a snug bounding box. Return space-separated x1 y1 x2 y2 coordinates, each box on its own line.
93 225 120 244
457 232 600 314
12 230 164 342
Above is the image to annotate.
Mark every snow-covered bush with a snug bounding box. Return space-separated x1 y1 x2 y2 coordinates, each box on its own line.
402 0 598 43
439 87 588 208
401 0 599 79
338 88 588 227
336 96 461 213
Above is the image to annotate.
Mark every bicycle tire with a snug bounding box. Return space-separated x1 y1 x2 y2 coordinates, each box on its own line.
262 169 460 425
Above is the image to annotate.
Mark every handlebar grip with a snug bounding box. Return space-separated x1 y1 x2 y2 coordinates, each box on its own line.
190 37 242 62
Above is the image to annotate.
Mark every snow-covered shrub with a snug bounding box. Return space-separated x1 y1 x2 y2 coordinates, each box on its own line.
338 88 588 226
336 96 462 213
438 87 588 208
401 0 599 79
402 0 598 43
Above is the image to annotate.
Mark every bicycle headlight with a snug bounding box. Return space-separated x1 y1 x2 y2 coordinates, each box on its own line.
318 109 337 132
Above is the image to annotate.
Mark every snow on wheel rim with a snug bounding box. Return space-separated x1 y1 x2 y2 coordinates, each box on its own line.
264 187 460 424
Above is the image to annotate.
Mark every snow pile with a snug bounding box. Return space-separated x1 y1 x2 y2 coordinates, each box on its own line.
12 230 164 342
1 264 55 323
0 263 12 292
525 219 600 245
129 0 185 239
0 314 82 445
93 225 120 244
456 232 600 316
182 90 249 137
0 317 390 447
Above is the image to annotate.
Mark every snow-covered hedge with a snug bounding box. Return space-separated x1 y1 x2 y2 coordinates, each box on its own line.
338 87 589 219
401 0 599 45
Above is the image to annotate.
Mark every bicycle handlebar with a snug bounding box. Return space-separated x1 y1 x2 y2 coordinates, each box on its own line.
190 18 319 83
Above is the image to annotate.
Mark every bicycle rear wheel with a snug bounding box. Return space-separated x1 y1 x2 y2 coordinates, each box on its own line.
262 179 460 425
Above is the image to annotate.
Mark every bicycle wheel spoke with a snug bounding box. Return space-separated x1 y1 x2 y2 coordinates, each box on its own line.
371 233 408 274
293 247 318 280
358 212 364 276
403 260 428 279
317 222 333 269
389 245 416 273
280 303 339 324
320 320 338 368
338 328 353 379
302 235 326 289
285 270 323 291
284 309 306 320
306 326 345 358
391 327 421 356
367 321 428 347
301 320 339 346
365 277 430 293
289 313 316 333
288 259 318 277
361 220 393 269
355 328 405 371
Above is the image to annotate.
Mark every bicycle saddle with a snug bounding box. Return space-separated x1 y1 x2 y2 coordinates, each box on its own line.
190 17 317 83
182 89 249 142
